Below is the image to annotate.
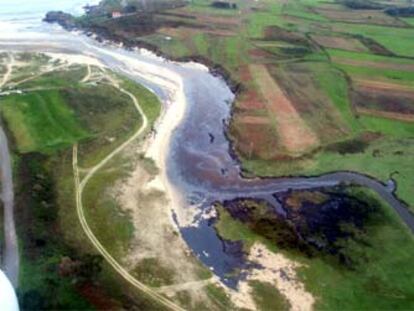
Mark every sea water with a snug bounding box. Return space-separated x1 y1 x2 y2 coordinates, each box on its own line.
0 0 99 39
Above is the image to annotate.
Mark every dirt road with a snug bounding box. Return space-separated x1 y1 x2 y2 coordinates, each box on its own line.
0 53 14 89
73 77 185 311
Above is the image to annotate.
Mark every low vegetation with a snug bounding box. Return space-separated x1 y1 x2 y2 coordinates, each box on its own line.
0 54 164 309
215 186 414 310
1 90 88 153
250 281 290 311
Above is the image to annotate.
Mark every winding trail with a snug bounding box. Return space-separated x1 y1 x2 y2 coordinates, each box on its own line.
72 78 184 311
81 64 91 83
0 53 13 89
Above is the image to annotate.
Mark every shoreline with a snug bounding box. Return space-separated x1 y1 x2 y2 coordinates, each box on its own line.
42 14 243 95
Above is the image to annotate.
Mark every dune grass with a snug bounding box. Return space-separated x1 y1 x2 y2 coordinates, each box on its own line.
1 90 88 153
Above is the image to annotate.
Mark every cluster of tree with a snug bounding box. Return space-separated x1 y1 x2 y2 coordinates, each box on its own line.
338 0 385 10
385 6 414 17
98 0 186 14
211 1 238 9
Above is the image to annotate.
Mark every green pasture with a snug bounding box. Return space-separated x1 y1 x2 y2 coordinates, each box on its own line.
1 90 88 153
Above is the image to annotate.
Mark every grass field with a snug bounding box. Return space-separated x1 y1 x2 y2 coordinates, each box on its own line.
1 90 88 153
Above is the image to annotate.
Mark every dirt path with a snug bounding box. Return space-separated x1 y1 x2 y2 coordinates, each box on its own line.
11 63 68 87
81 64 91 83
73 75 184 311
0 53 14 89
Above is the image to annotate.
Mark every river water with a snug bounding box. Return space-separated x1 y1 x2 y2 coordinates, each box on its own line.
0 0 413 290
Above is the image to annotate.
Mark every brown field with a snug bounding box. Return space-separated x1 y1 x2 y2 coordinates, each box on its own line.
267 63 350 144
250 64 319 155
264 26 310 46
356 107 414 122
153 7 241 42
231 66 277 159
172 8 241 27
231 120 281 160
315 6 407 27
352 81 414 118
238 115 270 124
248 47 276 63
311 35 368 52
159 26 234 38
354 79 414 92
194 14 241 27
237 66 267 110
332 57 414 72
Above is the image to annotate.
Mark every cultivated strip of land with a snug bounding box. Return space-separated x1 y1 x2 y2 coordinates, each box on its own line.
250 64 319 155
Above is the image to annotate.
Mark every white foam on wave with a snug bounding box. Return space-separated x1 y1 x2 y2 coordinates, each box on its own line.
0 0 100 40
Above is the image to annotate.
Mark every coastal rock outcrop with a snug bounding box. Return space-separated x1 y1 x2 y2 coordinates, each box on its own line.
43 11 76 30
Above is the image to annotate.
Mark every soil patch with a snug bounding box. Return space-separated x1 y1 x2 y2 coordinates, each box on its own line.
231 243 314 311
356 107 414 122
267 62 349 145
316 7 406 27
357 36 395 56
354 79 414 92
312 34 368 52
250 64 319 155
264 25 310 47
352 83 414 117
230 121 280 160
332 57 414 72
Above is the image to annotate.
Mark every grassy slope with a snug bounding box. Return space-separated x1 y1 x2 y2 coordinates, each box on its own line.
1 58 163 309
1 90 88 153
